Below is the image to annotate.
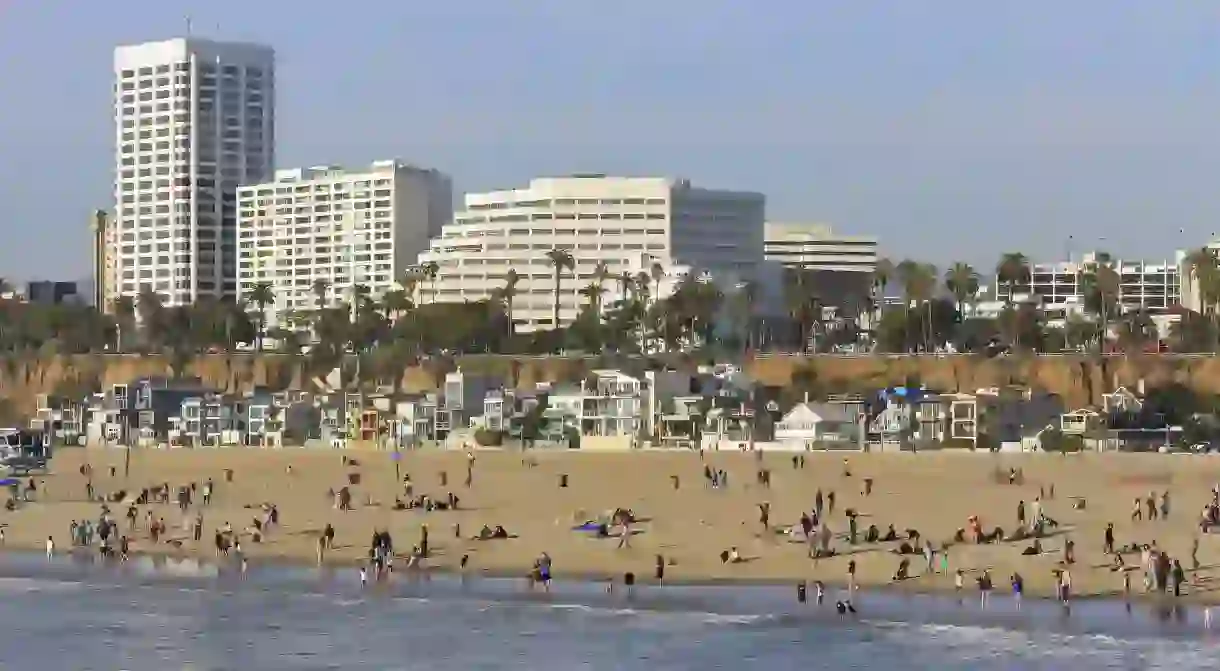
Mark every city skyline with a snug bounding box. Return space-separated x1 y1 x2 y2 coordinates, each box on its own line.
5 1 1220 280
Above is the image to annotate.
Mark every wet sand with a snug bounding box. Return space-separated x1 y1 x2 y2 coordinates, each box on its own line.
8 448 1220 603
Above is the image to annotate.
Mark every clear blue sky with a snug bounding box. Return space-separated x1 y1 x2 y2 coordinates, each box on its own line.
3 0 1220 281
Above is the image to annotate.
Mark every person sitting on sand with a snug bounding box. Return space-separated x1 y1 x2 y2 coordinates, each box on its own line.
882 525 898 542
893 557 911 581
720 547 744 564
865 524 880 543
1021 539 1043 556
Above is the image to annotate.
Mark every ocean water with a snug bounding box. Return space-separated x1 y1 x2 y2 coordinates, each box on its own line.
0 553 1217 670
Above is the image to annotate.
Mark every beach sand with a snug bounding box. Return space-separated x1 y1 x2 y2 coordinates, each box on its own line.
7 447 1220 603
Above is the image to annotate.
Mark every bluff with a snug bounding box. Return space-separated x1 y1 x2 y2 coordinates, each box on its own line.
2 354 1219 421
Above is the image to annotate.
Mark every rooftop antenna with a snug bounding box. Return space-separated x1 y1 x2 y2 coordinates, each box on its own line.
185 15 192 38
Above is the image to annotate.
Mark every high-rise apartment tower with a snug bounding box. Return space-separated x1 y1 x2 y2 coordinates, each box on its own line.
112 38 275 306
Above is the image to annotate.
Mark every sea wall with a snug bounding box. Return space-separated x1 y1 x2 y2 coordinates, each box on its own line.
2 353 1218 420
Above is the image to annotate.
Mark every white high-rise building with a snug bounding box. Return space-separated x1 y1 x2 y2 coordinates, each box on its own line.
237 160 452 329
113 38 275 306
416 175 765 331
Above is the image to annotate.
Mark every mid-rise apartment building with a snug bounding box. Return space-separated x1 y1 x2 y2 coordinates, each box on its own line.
764 222 878 273
112 38 275 306
237 160 452 328
415 175 765 331
994 252 1181 314
763 222 878 315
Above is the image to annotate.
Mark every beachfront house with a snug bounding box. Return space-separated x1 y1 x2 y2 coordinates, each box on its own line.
868 387 949 448
656 395 705 450
114 377 218 446
946 388 1065 451
31 393 87 446
1060 408 1104 435
774 401 862 450
579 370 644 446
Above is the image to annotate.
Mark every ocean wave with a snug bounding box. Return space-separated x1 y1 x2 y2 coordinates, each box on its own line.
875 620 1220 669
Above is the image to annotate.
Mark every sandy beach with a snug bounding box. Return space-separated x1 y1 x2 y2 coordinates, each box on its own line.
7 446 1220 603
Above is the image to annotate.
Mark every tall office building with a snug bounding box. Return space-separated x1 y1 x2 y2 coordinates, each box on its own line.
416 175 765 331
237 161 453 329
113 38 275 307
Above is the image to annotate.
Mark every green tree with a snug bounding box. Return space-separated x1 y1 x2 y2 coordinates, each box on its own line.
944 262 980 315
545 249 575 329
995 252 1031 304
1079 253 1120 352
247 282 275 351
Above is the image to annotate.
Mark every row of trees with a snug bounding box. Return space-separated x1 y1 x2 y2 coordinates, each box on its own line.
868 251 1201 354
6 244 1220 365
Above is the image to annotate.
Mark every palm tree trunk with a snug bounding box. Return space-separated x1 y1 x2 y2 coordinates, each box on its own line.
552 271 561 328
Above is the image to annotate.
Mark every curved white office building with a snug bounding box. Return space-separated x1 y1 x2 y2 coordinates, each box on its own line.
416 175 765 331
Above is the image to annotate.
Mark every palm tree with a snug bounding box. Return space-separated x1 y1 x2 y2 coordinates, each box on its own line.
419 261 440 304
248 282 275 350
783 268 821 352
1079 253 1121 352
634 271 652 350
1184 247 1220 349
896 260 938 352
944 262 980 316
995 252 1031 304
311 279 330 311
617 271 633 308
497 270 517 339
381 289 411 324
398 269 421 306
136 285 165 348
111 296 136 351
545 249 575 328
869 257 895 336
579 281 605 314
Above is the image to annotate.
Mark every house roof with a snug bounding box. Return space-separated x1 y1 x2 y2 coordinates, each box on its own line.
783 402 857 424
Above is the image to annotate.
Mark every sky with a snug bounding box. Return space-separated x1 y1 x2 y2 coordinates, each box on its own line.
2 0 1220 281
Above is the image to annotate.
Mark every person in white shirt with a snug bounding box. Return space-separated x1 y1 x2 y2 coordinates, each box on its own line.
45 536 54 558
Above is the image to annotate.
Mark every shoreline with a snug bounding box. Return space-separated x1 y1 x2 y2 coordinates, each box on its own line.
11 540 1208 611
0 548 1211 639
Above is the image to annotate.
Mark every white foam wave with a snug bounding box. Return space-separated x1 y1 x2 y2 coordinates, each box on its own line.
0 577 85 593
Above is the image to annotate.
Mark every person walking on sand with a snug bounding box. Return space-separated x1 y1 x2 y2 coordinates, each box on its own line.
45 536 54 558
1172 559 1186 597
758 502 770 535
1191 536 1200 572
954 569 965 602
923 540 936 575
815 489 824 518
977 570 993 607
1160 491 1171 520
1103 523 1114 555
847 559 857 594
1147 493 1158 521
1132 497 1142 522
1016 500 1026 528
